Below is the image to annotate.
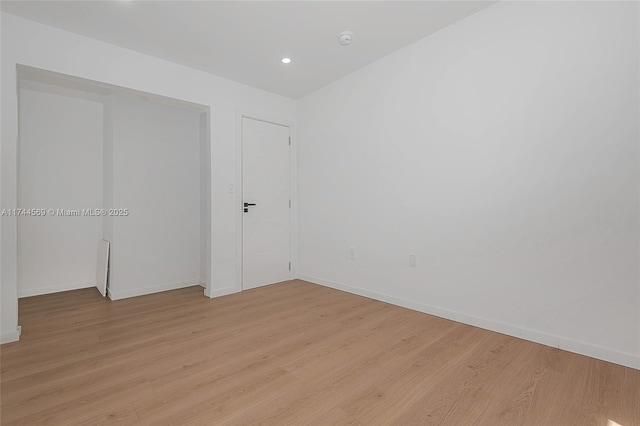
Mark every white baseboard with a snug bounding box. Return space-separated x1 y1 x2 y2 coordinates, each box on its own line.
108 279 200 301
1 326 21 344
559 336 640 370
298 274 640 370
206 286 239 299
18 281 95 298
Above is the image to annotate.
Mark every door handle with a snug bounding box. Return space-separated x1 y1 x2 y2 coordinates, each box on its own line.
243 202 256 213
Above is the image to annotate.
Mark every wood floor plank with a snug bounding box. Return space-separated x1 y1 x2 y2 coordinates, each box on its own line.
1 279 638 425
401 340 546 426
55 403 140 426
338 329 506 425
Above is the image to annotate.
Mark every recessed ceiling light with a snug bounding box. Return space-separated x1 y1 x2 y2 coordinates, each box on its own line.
281 58 292 64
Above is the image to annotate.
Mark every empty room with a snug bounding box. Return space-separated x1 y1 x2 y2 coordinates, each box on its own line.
0 1 638 425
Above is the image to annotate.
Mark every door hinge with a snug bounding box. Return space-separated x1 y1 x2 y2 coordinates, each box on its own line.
289 262 291 271
289 199 291 208
288 137 291 146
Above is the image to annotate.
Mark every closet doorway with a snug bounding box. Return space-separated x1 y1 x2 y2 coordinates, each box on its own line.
16 66 211 302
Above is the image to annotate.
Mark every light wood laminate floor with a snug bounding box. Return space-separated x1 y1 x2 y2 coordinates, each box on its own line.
1 280 638 425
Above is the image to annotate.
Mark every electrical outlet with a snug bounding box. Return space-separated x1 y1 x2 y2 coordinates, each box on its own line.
349 247 356 261
409 254 417 268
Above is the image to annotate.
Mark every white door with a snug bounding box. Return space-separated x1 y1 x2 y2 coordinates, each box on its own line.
242 117 291 290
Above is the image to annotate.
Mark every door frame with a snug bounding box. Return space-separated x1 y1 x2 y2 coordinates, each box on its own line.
235 111 297 292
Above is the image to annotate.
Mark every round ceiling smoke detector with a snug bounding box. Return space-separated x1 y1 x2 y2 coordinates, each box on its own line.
338 31 353 46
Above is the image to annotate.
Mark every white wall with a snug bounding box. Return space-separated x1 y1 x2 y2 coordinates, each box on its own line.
1 13 296 342
298 1 640 368
108 94 200 299
17 88 103 297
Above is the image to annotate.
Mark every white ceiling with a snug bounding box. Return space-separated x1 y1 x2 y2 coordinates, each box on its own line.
2 1 496 99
